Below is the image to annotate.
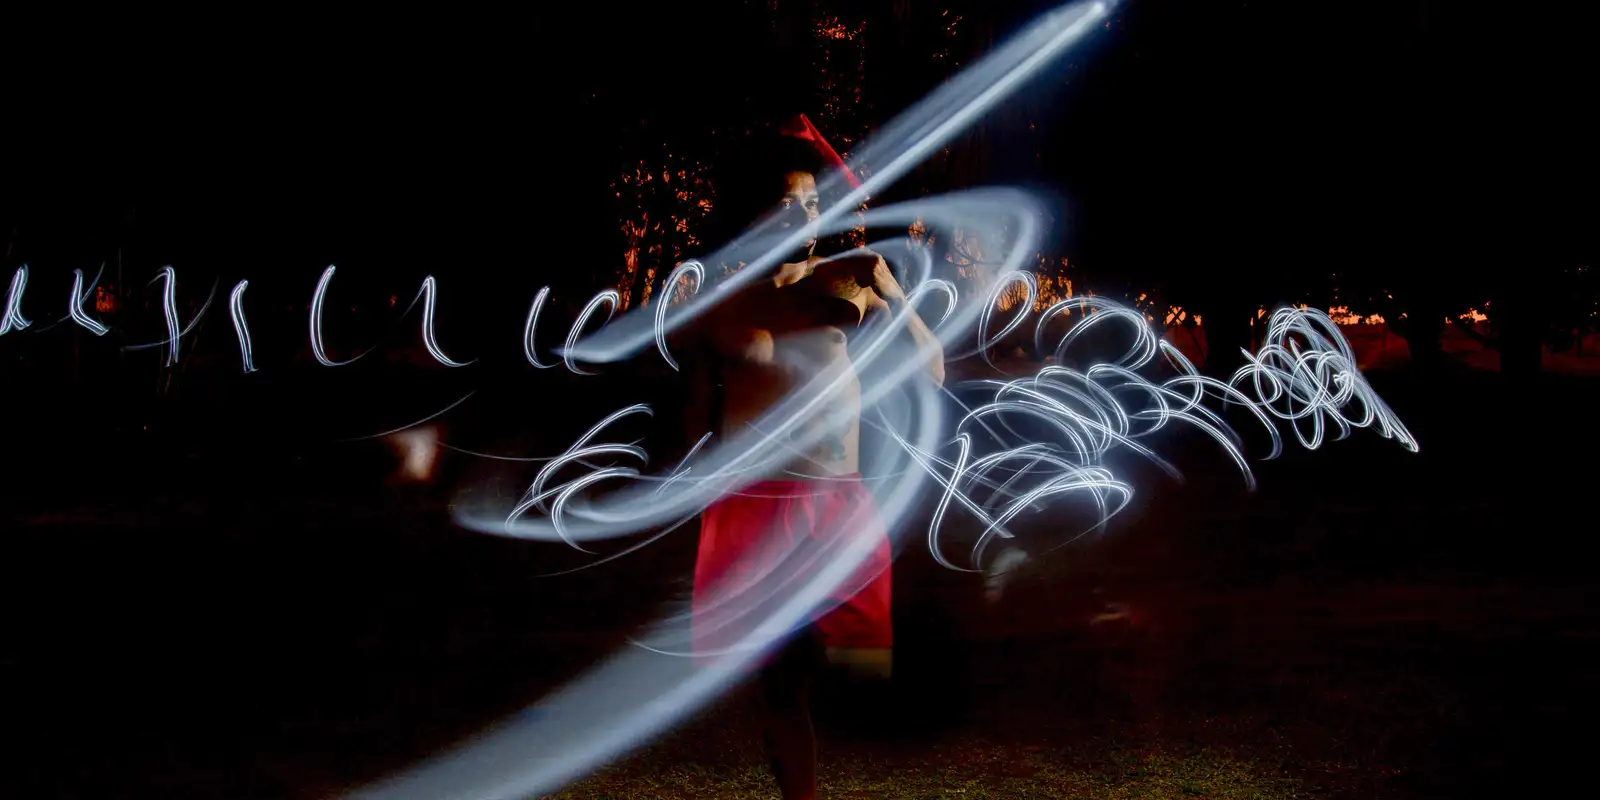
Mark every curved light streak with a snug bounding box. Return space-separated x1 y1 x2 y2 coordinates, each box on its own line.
416 275 473 367
523 286 559 369
1 265 33 335
654 260 705 372
228 280 257 373
310 265 363 367
68 266 110 336
120 269 218 361
158 266 182 365
339 390 480 442
561 289 621 376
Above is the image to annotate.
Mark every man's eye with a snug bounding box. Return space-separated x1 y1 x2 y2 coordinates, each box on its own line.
780 198 794 209
805 200 820 212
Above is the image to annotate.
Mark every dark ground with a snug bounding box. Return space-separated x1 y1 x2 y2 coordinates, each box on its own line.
1 365 1594 799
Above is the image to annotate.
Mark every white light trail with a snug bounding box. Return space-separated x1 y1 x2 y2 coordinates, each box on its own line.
68 267 110 336
158 267 181 365
523 286 559 369
157 267 182 365
562 289 621 376
229 280 257 373
416 275 473 367
654 260 705 372
1 265 33 335
115 268 217 362
310 265 362 367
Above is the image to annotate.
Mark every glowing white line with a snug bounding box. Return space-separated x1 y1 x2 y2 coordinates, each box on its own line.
1 265 33 335
523 286 558 369
228 280 257 373
562 289 621 375
68 267 110 336
416 275 473 367
971 270 1038 362
147 267 183 366
310 265 361 367
120 269 217 359
340 391 479 442
654 261 704 372
653 431 714 498
910 278 959 330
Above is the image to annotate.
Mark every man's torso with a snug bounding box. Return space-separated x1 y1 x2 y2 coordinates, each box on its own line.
719 309 862 478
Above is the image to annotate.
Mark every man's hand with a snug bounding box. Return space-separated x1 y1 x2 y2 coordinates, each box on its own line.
864 254 906 305
852 251 945 387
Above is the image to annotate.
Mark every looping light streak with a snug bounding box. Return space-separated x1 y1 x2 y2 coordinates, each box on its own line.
968 269 1037 362
912 299 1418 576
909 277 960 330
517 404 653 518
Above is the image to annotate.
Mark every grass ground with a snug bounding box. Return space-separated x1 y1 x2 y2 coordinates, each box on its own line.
552 744 1301 799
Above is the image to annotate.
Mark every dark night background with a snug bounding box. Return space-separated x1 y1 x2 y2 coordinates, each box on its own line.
2 2 1596 798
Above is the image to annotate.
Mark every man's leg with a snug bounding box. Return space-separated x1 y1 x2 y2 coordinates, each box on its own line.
758 628 823 800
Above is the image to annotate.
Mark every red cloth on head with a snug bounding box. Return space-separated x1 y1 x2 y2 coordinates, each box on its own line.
776 114 863 189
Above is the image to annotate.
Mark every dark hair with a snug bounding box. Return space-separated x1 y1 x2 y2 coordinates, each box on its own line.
714 132 833 240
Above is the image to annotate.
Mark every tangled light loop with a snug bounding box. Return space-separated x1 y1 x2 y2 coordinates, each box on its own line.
912 289 1416 573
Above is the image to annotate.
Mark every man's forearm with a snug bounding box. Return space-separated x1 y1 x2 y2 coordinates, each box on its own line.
887 296 946 387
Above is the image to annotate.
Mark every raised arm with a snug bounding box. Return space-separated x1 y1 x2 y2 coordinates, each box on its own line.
865 256 946 388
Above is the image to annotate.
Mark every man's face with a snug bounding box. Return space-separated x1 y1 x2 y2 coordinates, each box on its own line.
776 170 820 257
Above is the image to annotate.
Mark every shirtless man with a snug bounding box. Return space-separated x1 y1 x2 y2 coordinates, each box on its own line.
685 126 943 800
